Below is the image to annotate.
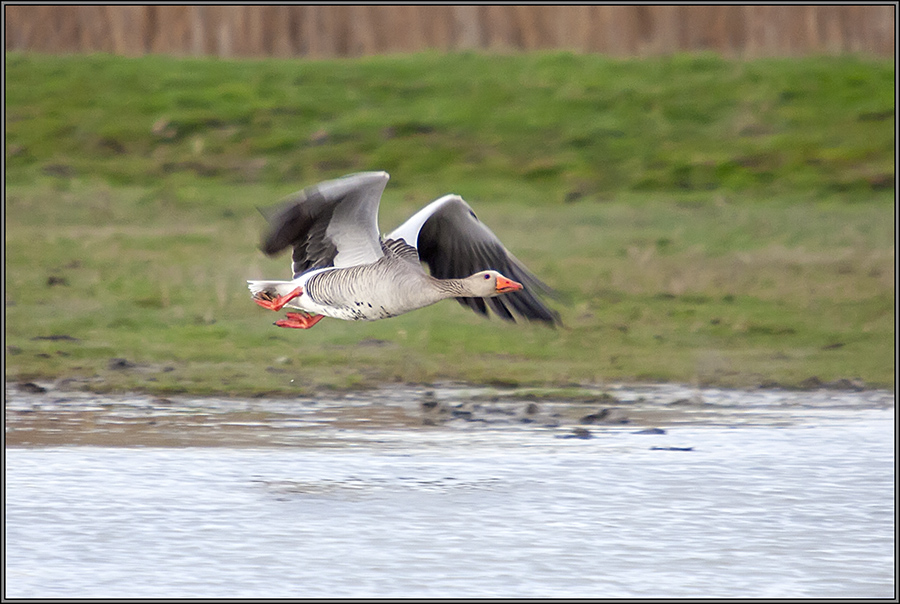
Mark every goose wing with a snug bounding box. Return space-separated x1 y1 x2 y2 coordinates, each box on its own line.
388 195 561 325
259 171 389 277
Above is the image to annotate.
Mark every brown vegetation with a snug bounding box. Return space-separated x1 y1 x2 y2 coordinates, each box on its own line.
5 5 894 58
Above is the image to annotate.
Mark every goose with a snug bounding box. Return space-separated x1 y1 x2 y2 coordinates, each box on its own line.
247 171 560 329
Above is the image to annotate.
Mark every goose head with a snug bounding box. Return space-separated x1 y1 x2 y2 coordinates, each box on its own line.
463 270 524 297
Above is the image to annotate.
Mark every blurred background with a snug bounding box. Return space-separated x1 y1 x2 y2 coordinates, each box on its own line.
5 5 896 600
4 5 895 393
5 5 895 57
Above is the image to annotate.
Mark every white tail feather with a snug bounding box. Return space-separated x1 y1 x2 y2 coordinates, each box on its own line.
247 280 299 298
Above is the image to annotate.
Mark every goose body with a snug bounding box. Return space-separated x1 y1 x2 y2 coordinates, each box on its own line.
248 171 559 329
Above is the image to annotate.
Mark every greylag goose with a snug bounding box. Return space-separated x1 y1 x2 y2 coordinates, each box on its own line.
248 171 560 329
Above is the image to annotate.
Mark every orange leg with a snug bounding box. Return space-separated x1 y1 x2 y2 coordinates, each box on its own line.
254 287 303 312
275 312 325 329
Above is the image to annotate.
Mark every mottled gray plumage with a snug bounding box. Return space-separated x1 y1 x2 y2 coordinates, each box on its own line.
252 171 560 326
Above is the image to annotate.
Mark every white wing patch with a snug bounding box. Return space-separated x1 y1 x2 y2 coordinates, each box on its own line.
387 194 463 249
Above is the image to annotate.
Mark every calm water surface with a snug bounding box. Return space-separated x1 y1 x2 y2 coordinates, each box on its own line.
4 386 895 598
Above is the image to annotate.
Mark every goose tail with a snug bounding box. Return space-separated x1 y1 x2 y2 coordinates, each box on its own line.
247 280 300 299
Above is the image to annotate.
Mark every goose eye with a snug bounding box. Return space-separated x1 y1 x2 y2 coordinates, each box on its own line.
484 274 491 280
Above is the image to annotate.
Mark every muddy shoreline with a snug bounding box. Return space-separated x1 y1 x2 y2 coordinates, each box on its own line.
5 379 894 448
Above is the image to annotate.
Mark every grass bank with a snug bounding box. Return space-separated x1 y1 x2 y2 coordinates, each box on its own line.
4 52 895 394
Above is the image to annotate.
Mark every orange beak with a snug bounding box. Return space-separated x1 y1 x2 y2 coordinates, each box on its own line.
495 275 523 294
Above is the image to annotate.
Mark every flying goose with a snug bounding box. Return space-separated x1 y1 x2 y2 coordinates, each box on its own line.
247 171 560 329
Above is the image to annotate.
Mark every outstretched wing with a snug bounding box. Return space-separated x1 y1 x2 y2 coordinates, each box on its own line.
259 171 390 277
388 194 561 325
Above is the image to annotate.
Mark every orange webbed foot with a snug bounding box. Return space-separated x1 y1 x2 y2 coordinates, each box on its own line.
275 312 325 329
254 286 303 312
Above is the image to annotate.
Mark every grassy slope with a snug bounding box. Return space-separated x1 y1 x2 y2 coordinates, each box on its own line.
4 52 895 394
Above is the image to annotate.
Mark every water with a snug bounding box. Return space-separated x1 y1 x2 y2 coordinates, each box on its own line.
4 385 895 598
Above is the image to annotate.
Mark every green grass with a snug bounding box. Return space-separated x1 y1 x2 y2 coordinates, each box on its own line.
4 52 895 394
